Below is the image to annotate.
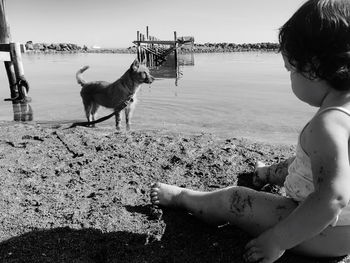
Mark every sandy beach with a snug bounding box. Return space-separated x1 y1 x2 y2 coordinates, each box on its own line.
0 121 348 262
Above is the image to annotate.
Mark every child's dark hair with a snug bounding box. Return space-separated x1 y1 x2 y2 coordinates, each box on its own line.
279 0 350 90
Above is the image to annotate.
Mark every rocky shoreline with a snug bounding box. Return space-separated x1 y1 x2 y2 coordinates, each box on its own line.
24 41 279 54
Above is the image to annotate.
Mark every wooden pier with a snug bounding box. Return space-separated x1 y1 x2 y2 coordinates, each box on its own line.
133 26 194 68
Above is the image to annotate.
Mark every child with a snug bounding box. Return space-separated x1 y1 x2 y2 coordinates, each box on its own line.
150 0 350 262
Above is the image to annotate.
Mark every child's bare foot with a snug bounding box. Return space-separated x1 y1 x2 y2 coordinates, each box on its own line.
150 182 184 207
252 161 269 189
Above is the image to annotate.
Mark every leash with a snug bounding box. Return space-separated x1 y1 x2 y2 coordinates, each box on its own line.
69 96 134 128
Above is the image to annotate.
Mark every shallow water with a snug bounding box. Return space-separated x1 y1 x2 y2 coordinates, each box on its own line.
0 52 315 145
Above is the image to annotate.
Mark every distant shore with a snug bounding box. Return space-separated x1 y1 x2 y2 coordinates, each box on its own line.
24 41 279 54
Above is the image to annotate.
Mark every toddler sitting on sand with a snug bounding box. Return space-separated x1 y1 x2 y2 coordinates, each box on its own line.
151 0 350 262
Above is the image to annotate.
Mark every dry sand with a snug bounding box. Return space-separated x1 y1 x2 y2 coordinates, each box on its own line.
0 122 348 263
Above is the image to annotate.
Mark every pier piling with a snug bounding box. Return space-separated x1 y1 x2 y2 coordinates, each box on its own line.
0 0 30 102
0 0 16 98
133 26 194 68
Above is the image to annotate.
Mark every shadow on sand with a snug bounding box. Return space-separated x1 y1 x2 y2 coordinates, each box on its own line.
0 212 249 263
0 197 345 262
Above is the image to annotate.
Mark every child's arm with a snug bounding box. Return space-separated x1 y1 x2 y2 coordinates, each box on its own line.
245 112 350 262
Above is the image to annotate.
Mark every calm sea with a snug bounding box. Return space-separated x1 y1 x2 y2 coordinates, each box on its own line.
0 52 316 145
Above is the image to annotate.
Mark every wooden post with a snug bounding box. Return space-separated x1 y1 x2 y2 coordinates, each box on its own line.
10 43 24 77
137 30 140 62
174 31 178 69
12 101 33 121
0 0 17 99
146 26 149 66
140 34 145 62
10 42 28 98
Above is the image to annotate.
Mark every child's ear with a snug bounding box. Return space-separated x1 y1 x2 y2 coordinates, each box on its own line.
130 59 140 71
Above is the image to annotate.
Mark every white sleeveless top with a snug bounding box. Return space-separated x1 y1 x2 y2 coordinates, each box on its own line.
284 107 350 226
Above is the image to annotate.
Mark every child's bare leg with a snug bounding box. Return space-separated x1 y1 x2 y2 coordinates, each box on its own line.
253 156 295 188
150 182 350 257
150 182 297 232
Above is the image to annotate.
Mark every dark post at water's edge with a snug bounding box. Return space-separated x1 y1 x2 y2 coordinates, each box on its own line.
0 0 33 121
0 0 17 98
174 31 178 67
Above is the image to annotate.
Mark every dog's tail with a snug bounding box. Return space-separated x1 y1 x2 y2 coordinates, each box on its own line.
76 65 90 86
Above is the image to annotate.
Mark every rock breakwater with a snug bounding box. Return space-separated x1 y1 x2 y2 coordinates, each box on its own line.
25 41 87 53
24 41 279 54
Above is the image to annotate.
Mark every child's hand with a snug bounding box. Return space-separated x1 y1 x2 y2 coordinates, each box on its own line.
252 161 269 189
243 230 285 263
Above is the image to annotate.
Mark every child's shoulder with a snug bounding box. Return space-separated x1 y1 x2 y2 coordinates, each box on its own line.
311 106 350 135
318 106 350 118
302 106 350 154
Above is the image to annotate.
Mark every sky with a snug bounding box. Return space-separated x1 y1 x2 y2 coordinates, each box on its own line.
4 0 306 49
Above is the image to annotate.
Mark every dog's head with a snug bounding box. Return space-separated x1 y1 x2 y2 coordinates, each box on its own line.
129 59 154 84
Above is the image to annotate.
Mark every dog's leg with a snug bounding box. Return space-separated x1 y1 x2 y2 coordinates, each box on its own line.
89 115 95 127
90 103 99 127
82 97 94 127
125 99 136 131
114 111 122 130
87 113 95 127
124 106 131 131
84 107 93 126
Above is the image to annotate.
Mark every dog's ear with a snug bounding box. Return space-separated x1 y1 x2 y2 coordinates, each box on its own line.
130 59 140 71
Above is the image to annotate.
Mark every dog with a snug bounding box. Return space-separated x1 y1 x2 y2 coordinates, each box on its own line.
76 59 154 130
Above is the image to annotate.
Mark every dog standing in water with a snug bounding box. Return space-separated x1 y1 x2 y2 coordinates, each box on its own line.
76 59 154 130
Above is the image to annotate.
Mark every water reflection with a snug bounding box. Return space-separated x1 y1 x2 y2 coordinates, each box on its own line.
149 53 194 85
12 101 33 121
